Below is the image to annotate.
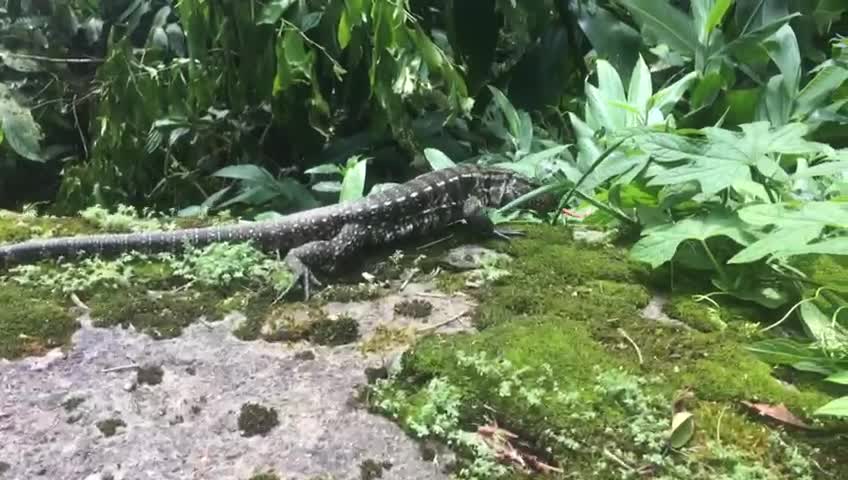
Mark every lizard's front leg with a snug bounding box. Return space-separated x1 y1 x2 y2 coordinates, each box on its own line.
282 222 370 300
462 196 525 240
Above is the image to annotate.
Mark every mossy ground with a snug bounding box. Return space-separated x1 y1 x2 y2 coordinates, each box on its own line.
369 224 848 479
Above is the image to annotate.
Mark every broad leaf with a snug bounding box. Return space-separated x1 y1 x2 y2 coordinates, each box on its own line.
631 211 753 268
619 0 698 57
814 397 848 417
424 148 456 170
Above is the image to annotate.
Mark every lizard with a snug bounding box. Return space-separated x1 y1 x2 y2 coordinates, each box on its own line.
0 164 554 298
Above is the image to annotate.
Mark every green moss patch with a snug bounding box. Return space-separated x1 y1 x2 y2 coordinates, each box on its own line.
0 283 78 359
368 224 845 479
238 403 279 437
89 288 219 340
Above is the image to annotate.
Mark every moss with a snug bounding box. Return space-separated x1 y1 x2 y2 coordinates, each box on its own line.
368 224 845 479
61 396 85 412
665 296 728 332
137 365 164 385
0 283 78 359
360 325 414 354
359 459 391 479
96 418 126 437
393 299 433 318
238 403 279 437
318 284 384 302
247 473 280 480
0 210 98 243
308 315 360 346
89 288 218 340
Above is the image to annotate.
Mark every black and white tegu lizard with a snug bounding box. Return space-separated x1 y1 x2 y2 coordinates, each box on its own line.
0 164 553 298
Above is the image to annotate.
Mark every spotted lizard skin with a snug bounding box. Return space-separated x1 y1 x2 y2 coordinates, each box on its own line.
0 164 550 296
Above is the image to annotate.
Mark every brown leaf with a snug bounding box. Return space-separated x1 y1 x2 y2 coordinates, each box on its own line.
741 401 812 429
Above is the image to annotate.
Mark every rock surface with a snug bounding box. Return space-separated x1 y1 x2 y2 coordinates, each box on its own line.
0 281 473 480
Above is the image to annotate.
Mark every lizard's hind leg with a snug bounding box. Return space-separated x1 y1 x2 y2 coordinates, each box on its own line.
281 223 371 300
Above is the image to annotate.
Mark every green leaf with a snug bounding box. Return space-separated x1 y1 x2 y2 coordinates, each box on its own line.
668 411 695 449
340 156 367 202
596 60 628 128
631 211 752 268
792 160 848 179
648 71 698 117
703 0 732 40
337 10 351 49
764 24 801 97
641 122 832 197
0 83 43 162
619 0 698 56
824 371 848 385
488 86 522 145
795 61 848 119
728 226 821 264
814 397 848 417
627 55 652 116
800 303 848 350
747 338 834 369
424 148 456 171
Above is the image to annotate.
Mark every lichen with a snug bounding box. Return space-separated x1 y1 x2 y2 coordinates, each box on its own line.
360 325 414 354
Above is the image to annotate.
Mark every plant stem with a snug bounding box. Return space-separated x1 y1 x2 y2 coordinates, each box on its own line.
572 190 638 226
701 240 729 285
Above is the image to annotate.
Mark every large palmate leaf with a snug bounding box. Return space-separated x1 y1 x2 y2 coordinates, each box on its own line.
630 211 753 268
640 122 834 197
730 201 848 263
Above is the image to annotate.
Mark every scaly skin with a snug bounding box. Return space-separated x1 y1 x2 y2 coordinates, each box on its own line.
0 164 552 297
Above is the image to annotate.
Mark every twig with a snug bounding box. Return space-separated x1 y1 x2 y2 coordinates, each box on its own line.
415 292 449 299
618 328 643 365
603 448 636 473
102 364 140 373
72 94 88 159
400 268 418 291
2 52 104 64
418 310 468 333
417 234 453 250
70 293 90 311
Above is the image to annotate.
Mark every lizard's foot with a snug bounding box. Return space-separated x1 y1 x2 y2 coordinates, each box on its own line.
492 227 526 241
282 255 323 301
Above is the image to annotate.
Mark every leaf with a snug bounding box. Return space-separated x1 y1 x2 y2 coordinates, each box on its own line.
728 226 821 264
824 371 848 385
763 24 801 98
741 402 811 429
631 211 753 268
596 60 628 128
747 338 843 373
795 61 848 119
424 148 456 170
340 156 367 202
792 160 848 179
800 302 848 350
627 55 653 122
0 83 44 162
668 411 695 449
814 397 848 417
488 86 522 146
648 71 699 116
641 122 832 197
619 0 698 56
337 10 351 49
305 164 342 175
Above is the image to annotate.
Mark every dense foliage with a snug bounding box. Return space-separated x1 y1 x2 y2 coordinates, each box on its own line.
1 0 848 418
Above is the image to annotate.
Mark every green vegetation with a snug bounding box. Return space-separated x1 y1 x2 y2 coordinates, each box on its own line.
238 403 280 437
1 1 847 478
369 227 842 479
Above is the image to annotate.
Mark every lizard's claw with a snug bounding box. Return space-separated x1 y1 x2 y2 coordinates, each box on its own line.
492 227 526 241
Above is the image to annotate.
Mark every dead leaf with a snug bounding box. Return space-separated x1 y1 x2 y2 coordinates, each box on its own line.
741 401 812 429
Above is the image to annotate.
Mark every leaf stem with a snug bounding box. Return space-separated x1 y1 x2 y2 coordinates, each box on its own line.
700 239 729 285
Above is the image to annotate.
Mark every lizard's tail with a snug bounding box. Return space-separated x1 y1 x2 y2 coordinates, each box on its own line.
0 222 275 268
